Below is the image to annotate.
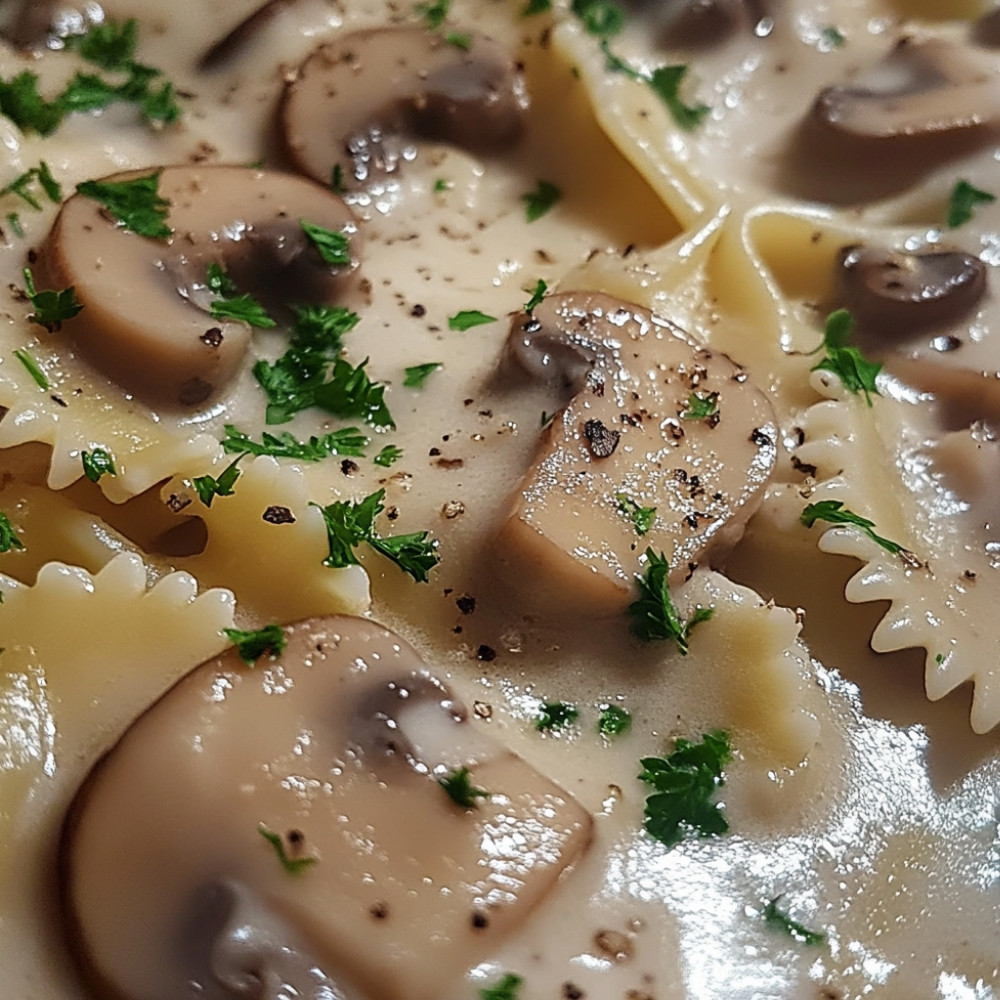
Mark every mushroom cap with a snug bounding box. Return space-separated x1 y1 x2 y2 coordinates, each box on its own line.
281 27 528 189
37 165 361 408
62 615 592 1000
497 292 778 616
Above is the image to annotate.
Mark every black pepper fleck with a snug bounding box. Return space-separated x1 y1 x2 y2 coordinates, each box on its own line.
341 459 359 476
369 901 390 920
476 644 497 662
750 427 773 448
456 595 477 614
200 327 223 348
583 418 620 458
471 911 489 930
263 505 295 524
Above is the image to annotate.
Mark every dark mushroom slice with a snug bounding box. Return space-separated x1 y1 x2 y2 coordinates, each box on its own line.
62 615 592 1000
36 165 361 408
625 0 769 50
197 0 294 71
0 0 56 48
972 7 1000 48
496 292 777 617
837 244 988 345
787 38 1000 204
281 27 528 190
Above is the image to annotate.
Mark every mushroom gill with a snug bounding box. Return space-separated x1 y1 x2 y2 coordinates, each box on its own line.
61 615 592 1000
495 291 777 617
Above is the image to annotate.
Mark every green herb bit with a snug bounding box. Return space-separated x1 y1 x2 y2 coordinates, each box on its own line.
416 0 451 29
479 973 524 1000
448 310 497 331
58 71 120 113
257 824 317 875
224 624 286 664
312 487 439 582
22 267 84 332
206 262 276 329
947 179 996 229
638 730 732 847
615 493 655 536
433 177 451 192
313 356 393 428
811 308 881 405
649 64 710 131
81 447 117 483
521 179 561 222
535 701 579 731
679 391 719 422
300 219 351 266
438 766 490 807
330 163 347 195
524 278 548 312
64 18 139 71
0 72 66 136
0 511 25 553
76 170 171 239
598 704 631 736
0 161 62 210
192 456 242 507
445 31 472 50
935 652 946 666
820 26 845 49
522 0 552 15
7 212 23 237
571 0 625 37
14 348 49 389
800 499 903 556
373 444 403 467
222 425 368 461
404 362 442 388
763 896 826 946
541 411 555 427
629 548 713 651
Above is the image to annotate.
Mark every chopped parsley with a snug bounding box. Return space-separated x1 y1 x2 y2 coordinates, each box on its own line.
521 179 562 222
7 212 23 237
638 730 732 847
763 896 826 946
0 72 66 135
404 362 442 388
445 31 472 50
522 0 552 14
524 278 548 312
800 499 904 556
224 624 286 664
947 179 996 229
13 348 49 389
679 391 719 422
312 487 439 582
820 26 846 49
629 548 713 652
257 824 316 875
330 164 347 195
22 267 83 332
0 161 61 211
433 177 451 192
571 0 625 37
373 444 404 467
811 308 881 405
438 766 490 807
616 493 656 536
480 974 523 1000
81 447 117 483
206 262 276 329
535 701 579 731
222 424 368 461
0 512 24 553
76 170 172 239
192 456 242 507
64 18 138 72
416 0 451 29
300 219 351 266
448 310 497 331
598 704 632 736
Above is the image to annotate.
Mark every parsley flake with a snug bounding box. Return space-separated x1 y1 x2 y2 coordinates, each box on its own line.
571 0 625 37
192 456 242 507
0 511 24 553
524 278 548 312
480 974 523 1000
373 444 404 467
521 179 562 222
800 499 904 556
598 704 632 736
300 219 351 266
535 701 579 731
522 0 552 14
224 624 286 664
206 262 276 329
76 170 171 239
433 177 451 192
0 72 66 135
648 64 710 131
947 179 996 229
438 766 490 807
0 161 62 211
445 31 472 50
7 212 23 238
312 487 439 582
615 493 656 536
64 18 139 71
14 348 49 389
811 308 881 405
330 164 347 195
23 267 83 332
257 824 317 875
820 26 846 49
416 0 451 29
638 730 732 847
629 548 713 652
448 310 497 331
81 448 117 483
222 425 368 461
679 391 719 422
763 897 826 946
404 362 442 388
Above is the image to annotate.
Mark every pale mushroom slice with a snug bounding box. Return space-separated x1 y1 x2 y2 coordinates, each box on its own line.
281 27 528 190
37 165 361 408
62 616 592 1000
497 292 778 616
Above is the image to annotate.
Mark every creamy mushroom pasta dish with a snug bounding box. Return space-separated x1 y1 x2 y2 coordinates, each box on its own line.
4 0 1000 997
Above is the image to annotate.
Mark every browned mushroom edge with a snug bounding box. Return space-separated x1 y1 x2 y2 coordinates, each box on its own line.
35 165 361 408
197 0 294 71
60 615 593 1000
494 291 777 618
281 27 528 190
623 0 770 51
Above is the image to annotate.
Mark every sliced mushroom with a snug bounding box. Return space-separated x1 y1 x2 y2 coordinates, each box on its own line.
37 165 360 408
0 0 55 48
198 0 293 70
789 38 1000 204
281 28 527 190
837 244 988 343
496 292 777 616
62 616 592 1000
627 0 768 50
972 7 1000 48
